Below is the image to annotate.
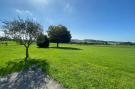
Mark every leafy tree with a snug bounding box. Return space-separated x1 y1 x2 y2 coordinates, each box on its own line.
36 34 49 48
2 19 43 63
47 25 71 47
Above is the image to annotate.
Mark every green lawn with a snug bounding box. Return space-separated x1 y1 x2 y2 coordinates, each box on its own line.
0 42 135 89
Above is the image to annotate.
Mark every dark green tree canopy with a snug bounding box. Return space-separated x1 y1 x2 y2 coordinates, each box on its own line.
47 25 71 47
36 34 49 48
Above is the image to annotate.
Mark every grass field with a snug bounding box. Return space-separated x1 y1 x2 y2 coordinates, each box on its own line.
0 42 135 89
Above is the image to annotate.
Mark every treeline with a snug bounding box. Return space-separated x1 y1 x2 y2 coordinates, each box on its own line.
0 37 11 41
1 37 134 46
119 42 135 45
70 39 135 46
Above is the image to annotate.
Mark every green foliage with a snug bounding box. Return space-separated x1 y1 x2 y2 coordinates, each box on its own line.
119 42 134 45
36 34 49 48
0 42 135 89
2 18 43 60
47 25 71 47
0 37 10 41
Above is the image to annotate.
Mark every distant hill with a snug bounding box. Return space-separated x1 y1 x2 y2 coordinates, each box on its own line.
71 39 135 45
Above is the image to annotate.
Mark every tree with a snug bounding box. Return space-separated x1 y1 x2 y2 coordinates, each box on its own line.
0 30 9 45
2 19 43 63
47 25 71 47
36 34 49 48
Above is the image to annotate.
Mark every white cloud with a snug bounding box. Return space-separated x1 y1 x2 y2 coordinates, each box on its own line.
15 9 38 21
15 9 33 16
64 3 73 13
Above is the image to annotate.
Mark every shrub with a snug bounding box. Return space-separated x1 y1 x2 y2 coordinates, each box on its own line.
36 34 49 48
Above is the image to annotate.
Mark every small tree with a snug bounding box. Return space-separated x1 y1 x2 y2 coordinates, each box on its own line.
36 34 49 48
47 25 71 47
2 19 43 63
0 30 8 45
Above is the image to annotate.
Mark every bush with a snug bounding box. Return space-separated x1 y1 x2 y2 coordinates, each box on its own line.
36 34 49 48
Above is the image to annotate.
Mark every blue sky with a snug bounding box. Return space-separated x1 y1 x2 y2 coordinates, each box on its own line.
0 0 135 42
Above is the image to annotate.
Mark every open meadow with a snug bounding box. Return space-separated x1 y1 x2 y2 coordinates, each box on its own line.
0 42 135 89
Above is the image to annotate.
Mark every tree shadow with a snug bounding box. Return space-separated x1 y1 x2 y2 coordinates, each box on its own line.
0 58 49 89
50 47 82 50
37 46 49 49
0 58 49 76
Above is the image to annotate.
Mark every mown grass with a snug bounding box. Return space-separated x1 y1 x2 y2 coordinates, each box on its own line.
0 42 135 89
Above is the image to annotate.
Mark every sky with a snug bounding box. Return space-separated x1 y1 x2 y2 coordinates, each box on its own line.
0 0 135 42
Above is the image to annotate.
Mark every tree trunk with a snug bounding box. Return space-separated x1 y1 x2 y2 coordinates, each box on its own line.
57 43 59 48
25 47 29 63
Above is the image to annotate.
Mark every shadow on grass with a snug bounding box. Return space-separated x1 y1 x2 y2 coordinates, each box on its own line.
50 47 82 50
0 58 49 77
0 58 50 89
